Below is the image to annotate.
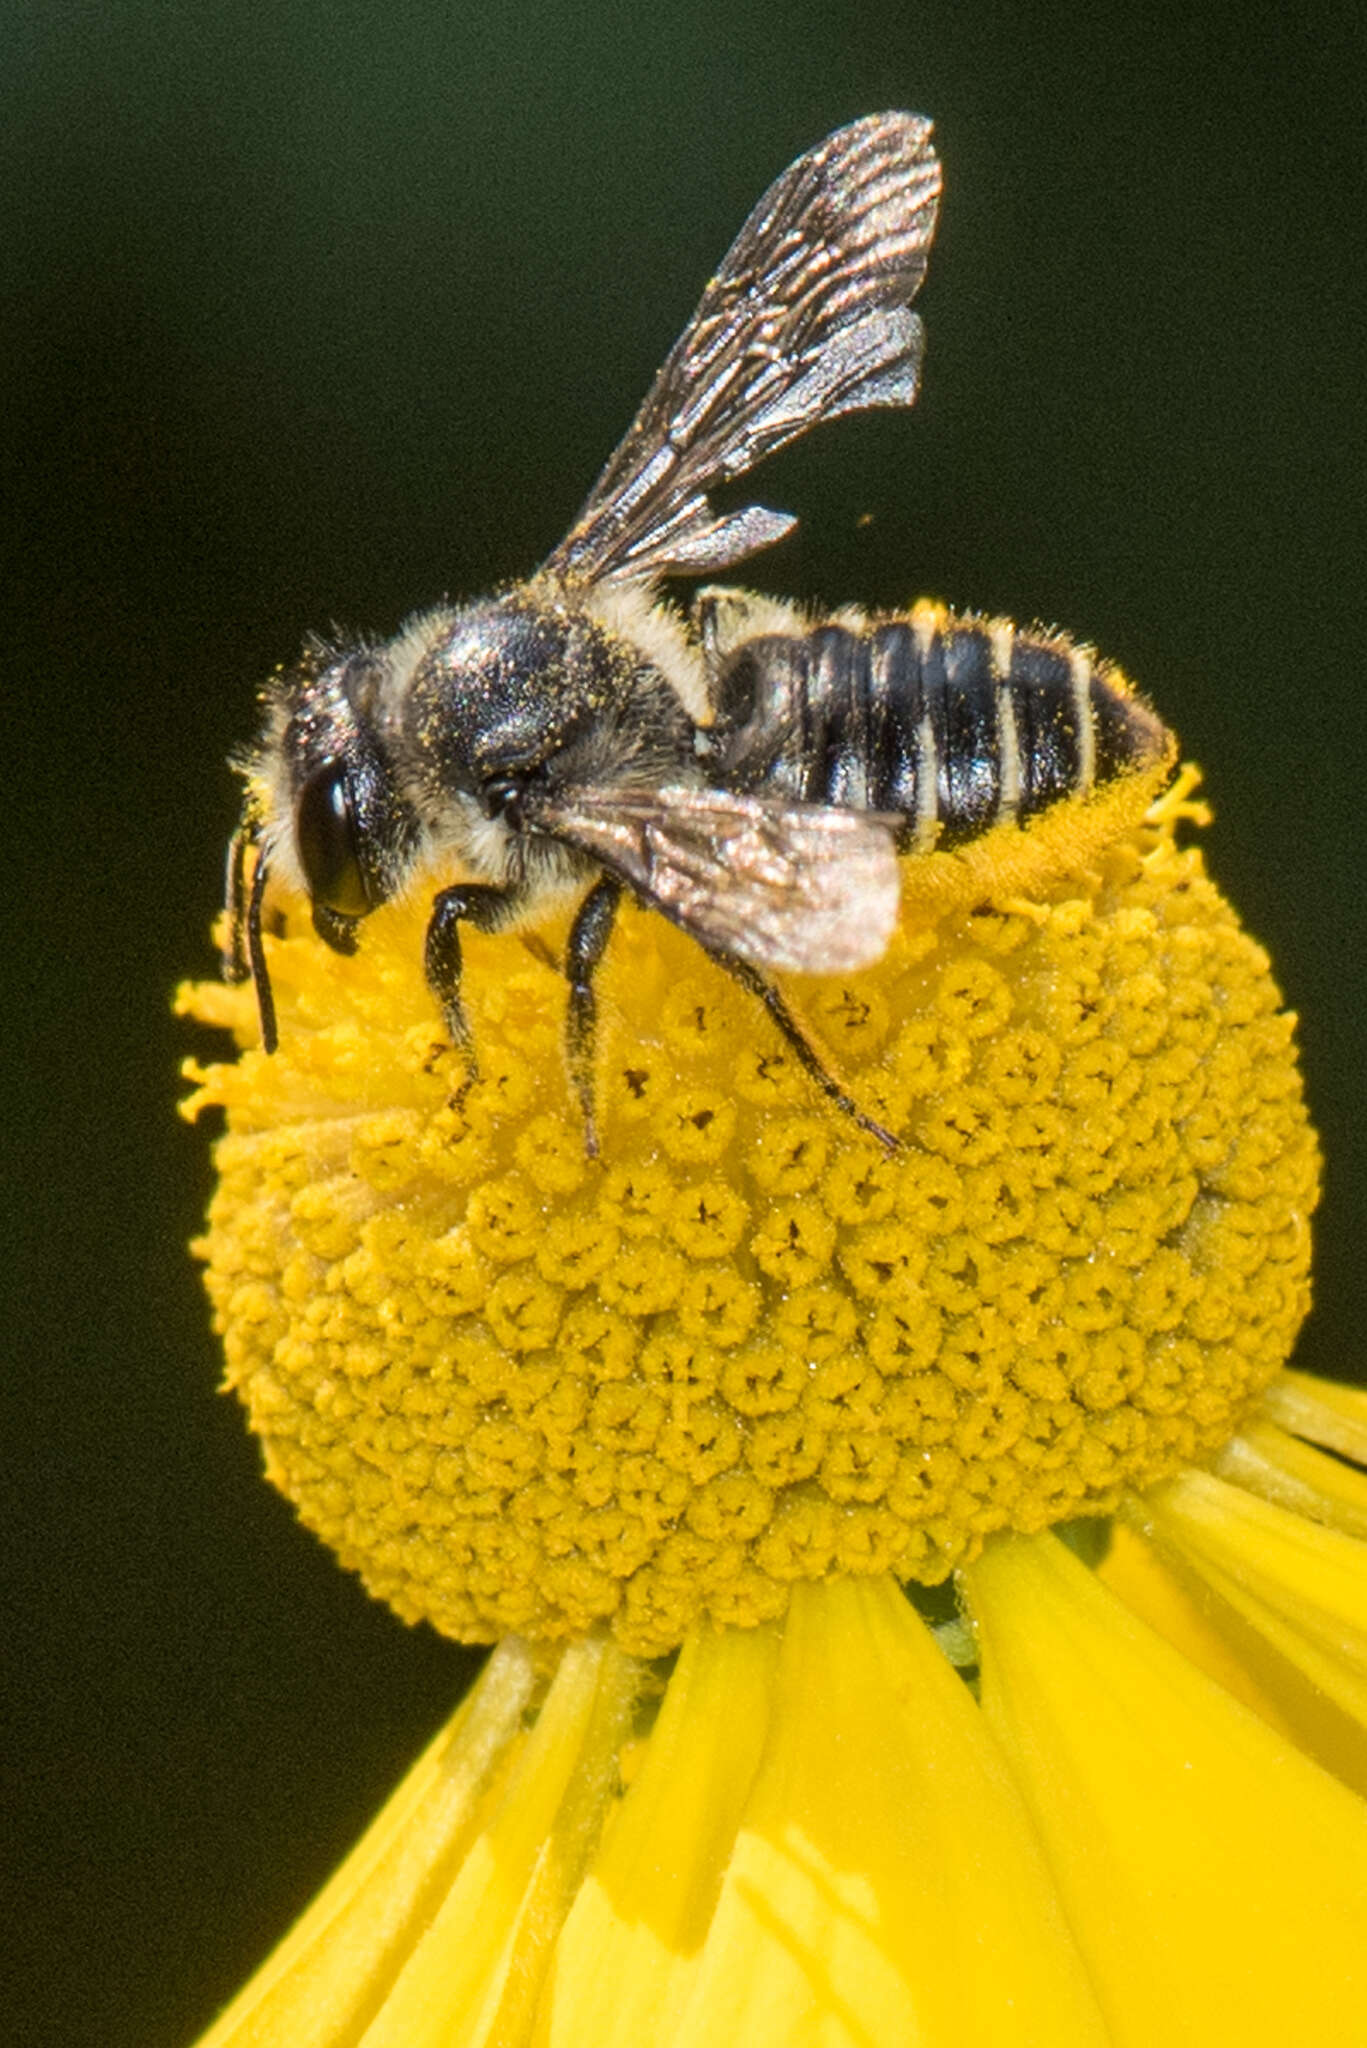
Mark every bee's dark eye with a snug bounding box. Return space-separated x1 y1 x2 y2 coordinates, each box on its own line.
295 761 372 917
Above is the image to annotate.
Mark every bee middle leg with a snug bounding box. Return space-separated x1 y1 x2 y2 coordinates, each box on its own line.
424 882 528 1084
712 952 898 1154
564 874 622 1159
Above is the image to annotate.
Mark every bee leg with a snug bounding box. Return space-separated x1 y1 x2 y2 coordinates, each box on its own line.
564 875 623 1159
244 845 279 1054
712 953 898 1154
222 824 252 984
424 882 527 1088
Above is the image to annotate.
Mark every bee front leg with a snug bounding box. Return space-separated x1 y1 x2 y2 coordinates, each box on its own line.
424 883 527 1087
564 875 622 1159
222 824 252 984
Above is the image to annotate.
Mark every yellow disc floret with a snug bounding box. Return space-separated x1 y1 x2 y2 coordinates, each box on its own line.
180 770 1320 1654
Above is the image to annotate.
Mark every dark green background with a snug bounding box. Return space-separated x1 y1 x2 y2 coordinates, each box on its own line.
7 4 1365 2043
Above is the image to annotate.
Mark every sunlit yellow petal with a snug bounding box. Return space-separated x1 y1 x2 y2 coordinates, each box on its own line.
1096 1520 1302 1739
363 1636 638 2048
195 1640 535 2048
616 1577 1107 2048
1139 1465 1367 1735
1105 1492 1367 1799
1214 1415 1367 1540
1260 1366 1367 1465
966 1529 1367 2048
538 1623 780 2045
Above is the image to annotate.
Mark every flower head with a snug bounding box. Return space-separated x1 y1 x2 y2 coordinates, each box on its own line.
180 764 1367 2048
182 769 1316 1655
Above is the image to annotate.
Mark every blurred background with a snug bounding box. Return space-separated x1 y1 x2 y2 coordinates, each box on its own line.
6 3 1364 2042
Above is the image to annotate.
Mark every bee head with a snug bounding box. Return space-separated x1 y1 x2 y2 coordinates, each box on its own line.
226 638 426 1057
261 638 424 953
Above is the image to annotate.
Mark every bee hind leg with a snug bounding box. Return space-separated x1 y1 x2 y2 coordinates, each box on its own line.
712 952 899 1155
424 882 527 1090
564 875 623 1159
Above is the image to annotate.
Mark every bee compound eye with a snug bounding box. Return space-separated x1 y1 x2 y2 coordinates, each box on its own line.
294 761 372 918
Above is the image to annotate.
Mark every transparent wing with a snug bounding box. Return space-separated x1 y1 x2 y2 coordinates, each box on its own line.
544 112 941 587
532 785 902 973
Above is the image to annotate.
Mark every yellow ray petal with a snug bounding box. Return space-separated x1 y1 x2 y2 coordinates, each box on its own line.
536 1622 781 2046
552 1575 1106 2048
966 1529 1367 2048
1261 1367 1367 1465
196 1639 536 2048
1214 1416 1367 1540
1139 1465 1367 1735
362 1634 640 2048
1096 1520 1302 1739
1100 1511 1367 1799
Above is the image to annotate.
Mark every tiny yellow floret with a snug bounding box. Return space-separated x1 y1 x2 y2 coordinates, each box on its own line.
180 771 1319 1653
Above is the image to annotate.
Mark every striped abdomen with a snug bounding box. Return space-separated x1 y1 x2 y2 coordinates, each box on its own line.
705 608 1173 849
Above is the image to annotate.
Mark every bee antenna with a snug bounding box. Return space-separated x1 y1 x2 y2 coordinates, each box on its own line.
244 845 279 1054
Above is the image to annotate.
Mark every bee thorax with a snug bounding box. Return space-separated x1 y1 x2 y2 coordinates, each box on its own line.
400 592 700 817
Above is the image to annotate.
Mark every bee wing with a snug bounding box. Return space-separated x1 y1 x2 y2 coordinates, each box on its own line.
532 786 902 973
544 113 941 586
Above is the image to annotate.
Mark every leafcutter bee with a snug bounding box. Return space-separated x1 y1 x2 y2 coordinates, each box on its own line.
226 113 1173 1153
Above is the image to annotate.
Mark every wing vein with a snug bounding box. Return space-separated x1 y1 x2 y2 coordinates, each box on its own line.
544 113 941 586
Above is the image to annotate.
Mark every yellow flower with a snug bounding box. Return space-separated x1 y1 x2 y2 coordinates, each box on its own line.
179 768 1367 2046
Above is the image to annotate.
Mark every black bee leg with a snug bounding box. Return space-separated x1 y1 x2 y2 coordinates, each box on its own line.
244 847 279 1054
222 824 252 983
712 953 898 1154
424 882 526 1086
564 876 622 1159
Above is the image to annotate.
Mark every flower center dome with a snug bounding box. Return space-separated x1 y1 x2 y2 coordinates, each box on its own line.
182 774 1319 1655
